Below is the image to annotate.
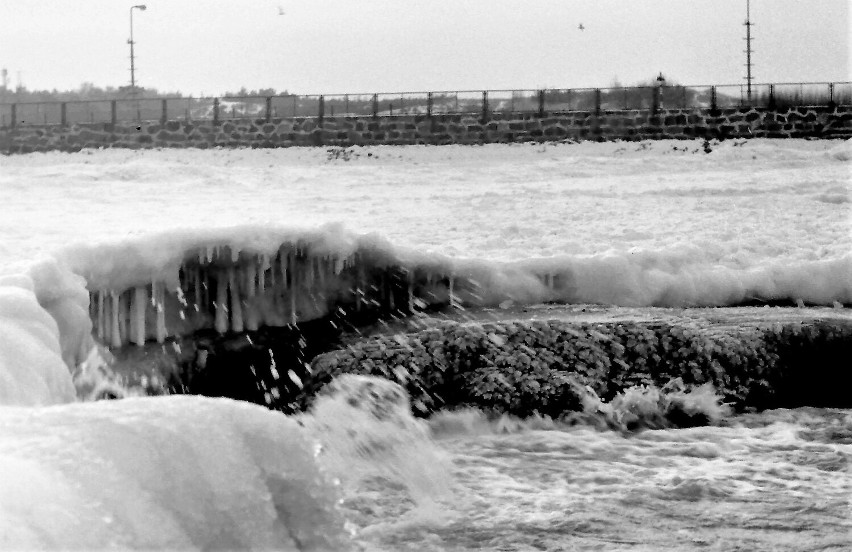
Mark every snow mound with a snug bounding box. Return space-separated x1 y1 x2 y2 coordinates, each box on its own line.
828 138 852 161
0 274 76 406
0 396 353 551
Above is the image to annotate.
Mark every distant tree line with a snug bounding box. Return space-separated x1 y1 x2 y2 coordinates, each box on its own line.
0 83 291 104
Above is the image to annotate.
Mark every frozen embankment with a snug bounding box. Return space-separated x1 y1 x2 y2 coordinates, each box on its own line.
54 224 852 349
1 223 851 405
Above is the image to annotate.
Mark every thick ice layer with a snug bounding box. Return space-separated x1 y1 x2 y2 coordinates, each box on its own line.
0 272 77 406
29 223 852 353
0 396 353 551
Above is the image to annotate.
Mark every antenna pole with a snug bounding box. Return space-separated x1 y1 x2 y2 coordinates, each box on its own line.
744 0 754 101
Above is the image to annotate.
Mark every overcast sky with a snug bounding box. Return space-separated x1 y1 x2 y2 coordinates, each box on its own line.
0 0 848 95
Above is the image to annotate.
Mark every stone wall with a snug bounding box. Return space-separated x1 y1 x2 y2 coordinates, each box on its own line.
2 105 850 153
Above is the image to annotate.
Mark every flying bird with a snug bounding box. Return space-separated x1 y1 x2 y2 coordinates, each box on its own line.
578 23 585 31
278 6 285 15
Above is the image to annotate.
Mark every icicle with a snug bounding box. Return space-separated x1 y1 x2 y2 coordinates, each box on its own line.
306 255 315 289
258 254 266 293
104 292 113 345
215 272 229 333
88 292 96 325
289 265 298 326
317 257 327 288
280 252 288 290
178 267 187 299
228 267 244 333
96 291 105 341
333 256 344 275
203 268 212 311
110 291 121 348
181 265 190 293
245 263 256 298
231 246 240 263
245 304 259 332
118 291 129 345
269 253 277 286
130 286 147 346
188 267 199 313
449 275 456 309
153 282 166 344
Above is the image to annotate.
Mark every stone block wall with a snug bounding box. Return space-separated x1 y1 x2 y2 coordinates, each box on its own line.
2 105 850 153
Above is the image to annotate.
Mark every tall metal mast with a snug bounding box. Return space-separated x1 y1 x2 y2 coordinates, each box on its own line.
129 5 147 92
744 0 754 101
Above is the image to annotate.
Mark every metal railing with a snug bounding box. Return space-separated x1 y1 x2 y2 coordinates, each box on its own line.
0 82 848 128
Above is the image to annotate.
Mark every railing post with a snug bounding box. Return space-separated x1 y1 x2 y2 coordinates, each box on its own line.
213 98 220 125
767 84 776 109
427 92 433 118
160 99 168 124
111 100 117 125
828 83 835 107
318 95 325 121
594 89 601 116
710 86 718 112
10 104 16 129
481 91 489 121
61 103 67 126
372 93 378 119
652 85 660 114
265 96 272 122
538 90 545 117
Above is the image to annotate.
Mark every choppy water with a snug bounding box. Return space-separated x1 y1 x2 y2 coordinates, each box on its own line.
342 408 852 551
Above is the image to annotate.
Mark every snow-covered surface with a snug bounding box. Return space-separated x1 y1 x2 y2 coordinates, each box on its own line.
0 139 850 550
1 140 849 267
0 396 351 551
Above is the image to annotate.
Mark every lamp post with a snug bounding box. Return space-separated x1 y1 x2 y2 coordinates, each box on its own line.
129 5 147 91
129 5 146 121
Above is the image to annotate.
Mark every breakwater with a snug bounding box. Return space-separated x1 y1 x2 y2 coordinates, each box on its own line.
3 104 851 153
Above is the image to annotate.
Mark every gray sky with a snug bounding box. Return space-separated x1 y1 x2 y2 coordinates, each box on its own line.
0 0 849 95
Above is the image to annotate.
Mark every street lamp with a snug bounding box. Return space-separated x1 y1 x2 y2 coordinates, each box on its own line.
128 5 147 92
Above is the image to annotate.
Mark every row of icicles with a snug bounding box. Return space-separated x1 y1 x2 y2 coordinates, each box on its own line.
88 244 478 349
87 243 574 349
